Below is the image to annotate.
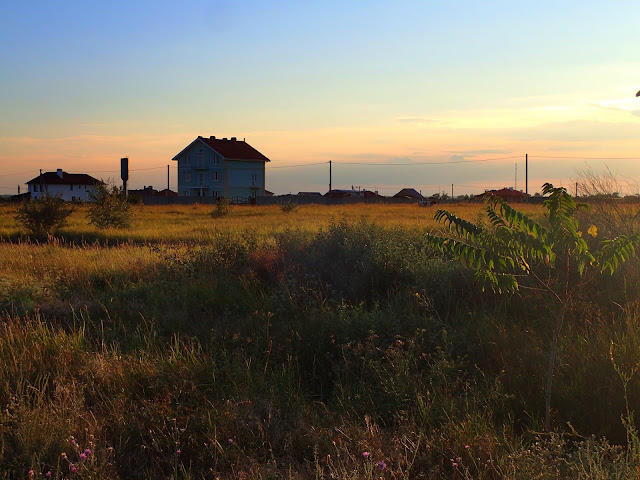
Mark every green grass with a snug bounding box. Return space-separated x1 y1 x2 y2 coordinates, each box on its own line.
1 202 640 478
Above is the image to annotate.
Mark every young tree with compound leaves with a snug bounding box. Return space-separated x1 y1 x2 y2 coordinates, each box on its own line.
426 183 640 431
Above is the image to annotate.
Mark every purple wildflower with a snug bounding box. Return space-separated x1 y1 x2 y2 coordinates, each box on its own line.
45 472 52 478
69 463 77 473
362 451 370 458
84 448 92 456
28 470 34 477
452 462 459 467
80 453 87 460
377 460 387 470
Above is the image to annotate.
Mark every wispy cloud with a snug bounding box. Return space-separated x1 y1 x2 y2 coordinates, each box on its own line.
448 149 511 155
584 98 640 116
394 116 442 127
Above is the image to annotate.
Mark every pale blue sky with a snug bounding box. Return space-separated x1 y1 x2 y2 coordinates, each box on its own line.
1 1 639 194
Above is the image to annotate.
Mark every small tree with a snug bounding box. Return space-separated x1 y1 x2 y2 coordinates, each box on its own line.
426 183 640 431
279 200 299 213
211 198 231 218
15 194 73 237
87 183 132 229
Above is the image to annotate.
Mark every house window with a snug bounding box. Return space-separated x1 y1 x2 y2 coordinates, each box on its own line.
212 171 219 182
198 150 204 167
213 156 219 165
199 172 204 186
213 190 219 198
185 155 191 166
184 171 191 182
251 173 258 185
70 184 73 190
183 190 189 196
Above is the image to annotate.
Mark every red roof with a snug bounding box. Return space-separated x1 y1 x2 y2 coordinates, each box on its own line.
173 136 270 162
393 188 423 199
157 189 178 197
26 171 101 186
478 188 529 199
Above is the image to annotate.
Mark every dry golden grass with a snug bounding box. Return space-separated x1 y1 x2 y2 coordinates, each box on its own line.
0 201 546 243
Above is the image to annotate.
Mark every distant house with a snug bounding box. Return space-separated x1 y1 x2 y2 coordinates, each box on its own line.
362 190 384 199
393 188 424 200
129 186 178 199
325 189 359 198
25 169 101 201
128 186 158 198
298 192 322 197
172 136 270 201
477 188 530 203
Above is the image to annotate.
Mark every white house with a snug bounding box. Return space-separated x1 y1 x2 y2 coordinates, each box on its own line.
26 169 102 201
172 136 270 201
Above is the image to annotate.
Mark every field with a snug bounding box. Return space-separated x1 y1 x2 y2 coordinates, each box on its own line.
1 201 640 479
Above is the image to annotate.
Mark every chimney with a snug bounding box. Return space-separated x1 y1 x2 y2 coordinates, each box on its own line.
222 137 228 140
57 169 63 178
231 137 237 141
210 136 216 140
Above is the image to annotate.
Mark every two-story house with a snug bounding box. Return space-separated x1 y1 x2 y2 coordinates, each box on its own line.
172 136 270 201
25 169 102 201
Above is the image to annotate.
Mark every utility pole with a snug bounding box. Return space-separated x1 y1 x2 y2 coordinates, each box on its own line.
451 184 454 200
167 165 170 197
329 160 332 194
525 154 528 196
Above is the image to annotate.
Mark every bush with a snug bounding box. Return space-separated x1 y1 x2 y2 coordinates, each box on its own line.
87 183 132 229
279 200 299 213
15 195 73 237
211 198 231 218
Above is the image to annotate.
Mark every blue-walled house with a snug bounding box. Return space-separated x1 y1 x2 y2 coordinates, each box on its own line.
172 136 270 201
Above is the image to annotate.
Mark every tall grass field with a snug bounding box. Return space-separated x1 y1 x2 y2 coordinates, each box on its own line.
1 201 640 479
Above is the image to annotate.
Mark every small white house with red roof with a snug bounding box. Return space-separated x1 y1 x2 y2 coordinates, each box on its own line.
172 136 270 201
25 169 102 201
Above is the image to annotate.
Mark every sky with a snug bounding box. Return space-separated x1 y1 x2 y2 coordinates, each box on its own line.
1 0 640 196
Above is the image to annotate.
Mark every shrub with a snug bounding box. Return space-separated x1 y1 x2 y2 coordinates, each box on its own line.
87 183 132 229
211 198 231 218
15 194 73 237
279 200 299 213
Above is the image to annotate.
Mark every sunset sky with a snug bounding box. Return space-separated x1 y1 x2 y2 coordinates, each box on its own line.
1 0 639 196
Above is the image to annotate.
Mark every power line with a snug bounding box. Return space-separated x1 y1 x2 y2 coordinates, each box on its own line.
336 155 521 166
0 170 39 178
268 161 329 169
531 155 640 160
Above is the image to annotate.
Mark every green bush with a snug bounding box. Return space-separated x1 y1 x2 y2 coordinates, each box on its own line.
15 195 73 237
279 200 299 213
211 198 231 218
87 183 132 229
